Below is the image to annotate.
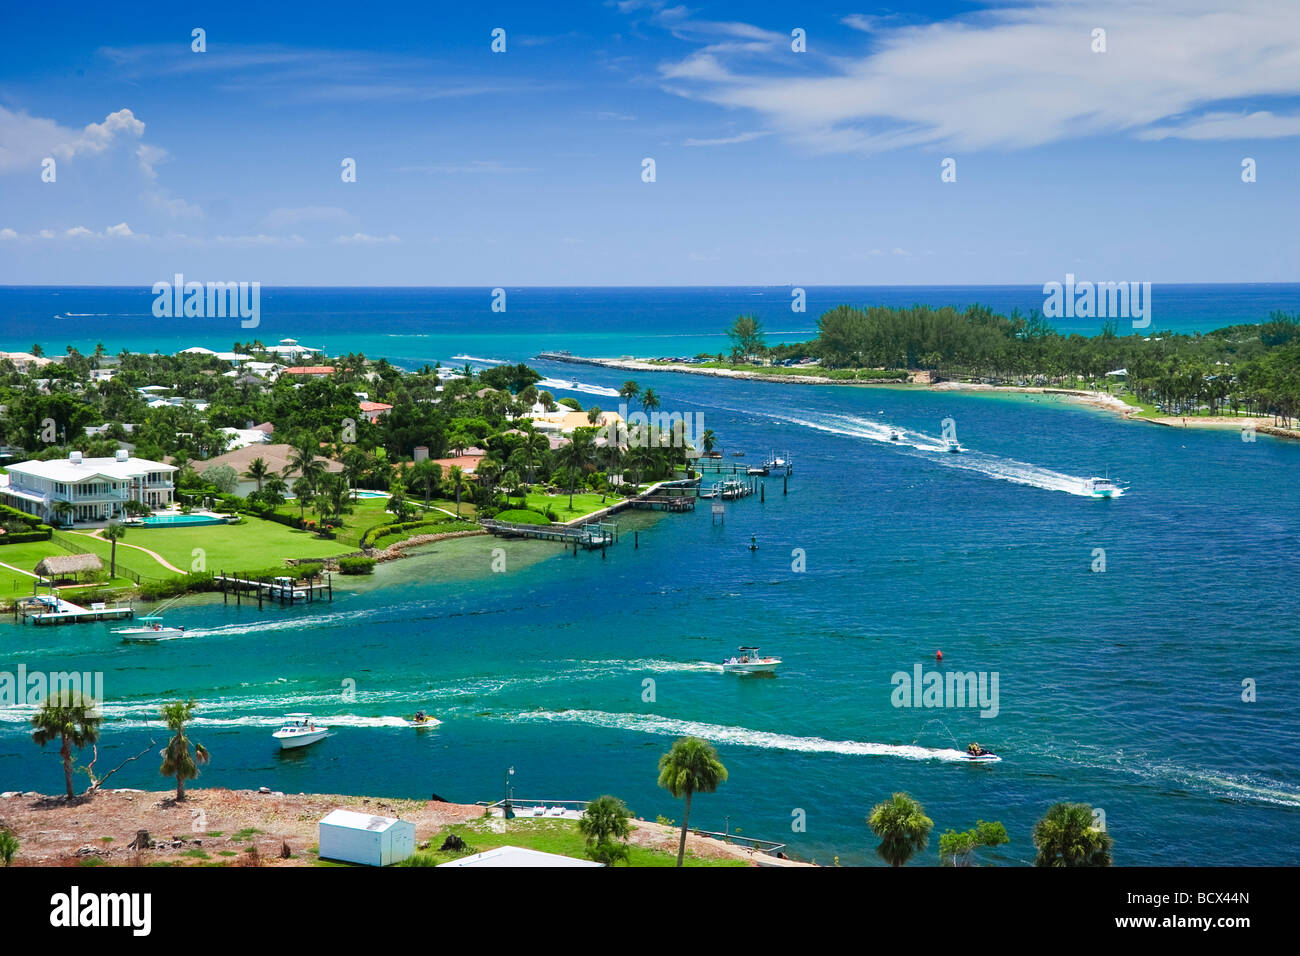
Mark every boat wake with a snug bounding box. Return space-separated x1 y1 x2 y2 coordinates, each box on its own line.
768 410 1123 498
511 710 979 762
536 376 620 398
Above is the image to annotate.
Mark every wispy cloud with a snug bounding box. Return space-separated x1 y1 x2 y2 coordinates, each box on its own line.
684 131 769 146
649 0 1300 154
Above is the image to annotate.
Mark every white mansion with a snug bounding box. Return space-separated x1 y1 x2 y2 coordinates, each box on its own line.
1 450 176 525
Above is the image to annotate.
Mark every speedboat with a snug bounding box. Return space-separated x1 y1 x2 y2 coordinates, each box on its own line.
721 646 781 674
116 616 186 643
945 439 962 453
731 451 745 457
273 713 328 749
888 431 901 442
1084 476 1119 498
746 465 769 476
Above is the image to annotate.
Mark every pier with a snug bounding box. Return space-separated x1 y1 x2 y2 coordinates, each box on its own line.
481 519 617 549
215 572 333 609
16 595 134 626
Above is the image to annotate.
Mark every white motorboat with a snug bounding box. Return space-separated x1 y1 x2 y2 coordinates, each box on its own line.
116 616 186 643
1084 476 1119 498
273 713 328 749
945 439 962 453
888 431 901 441
764 452 792 476
721 646 781 674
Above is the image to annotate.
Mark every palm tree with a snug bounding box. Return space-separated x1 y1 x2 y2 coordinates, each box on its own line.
555 431 595 510
31 692 102 799
657 736 728 867
341 447 370 496
448 466 466 517
261 473 288 509
242 456 270 493
701 429 717 455
579 795 633 866
1033 802 1113 867
618 380 640 409
867 792 933 867
586 405 603 426
52 500 74 528
641 388 660 420
103 521 125 579
409 459 443 512
158 699 209 801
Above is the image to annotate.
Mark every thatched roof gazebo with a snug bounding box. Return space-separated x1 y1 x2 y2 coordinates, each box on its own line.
34 553 103 582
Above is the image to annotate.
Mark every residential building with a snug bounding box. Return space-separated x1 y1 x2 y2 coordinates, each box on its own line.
0 450 176 524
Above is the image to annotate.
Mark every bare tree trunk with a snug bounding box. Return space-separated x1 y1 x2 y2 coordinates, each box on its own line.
676 789 693 868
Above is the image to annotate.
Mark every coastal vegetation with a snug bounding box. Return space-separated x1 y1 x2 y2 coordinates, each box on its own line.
657 736 729 868
158 699 209 801
719 304 1300 423
1032 802 1113 867
938 820 1010 867
30 692 101 799
867 792 934 867
578 794 634 865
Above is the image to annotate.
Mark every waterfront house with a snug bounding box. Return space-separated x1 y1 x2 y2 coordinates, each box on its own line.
1 450 176 524
193 442 342 497
266 338 322 361
282 365 336 379
358 400 393 423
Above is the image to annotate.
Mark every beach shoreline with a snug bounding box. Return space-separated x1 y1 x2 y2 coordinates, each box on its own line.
543 353 1300 440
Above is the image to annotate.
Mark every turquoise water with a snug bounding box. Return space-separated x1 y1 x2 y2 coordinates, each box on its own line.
3 364 1299 865
2 286 1299 865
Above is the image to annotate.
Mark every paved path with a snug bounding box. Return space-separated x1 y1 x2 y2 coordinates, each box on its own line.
69 530 185 575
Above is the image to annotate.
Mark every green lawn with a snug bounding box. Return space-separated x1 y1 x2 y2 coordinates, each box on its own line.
0 539 136 595
383 819 748 868
519 491 619 523
66 518 355 577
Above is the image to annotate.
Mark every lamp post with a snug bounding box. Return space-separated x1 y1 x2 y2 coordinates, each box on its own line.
503 766 515 819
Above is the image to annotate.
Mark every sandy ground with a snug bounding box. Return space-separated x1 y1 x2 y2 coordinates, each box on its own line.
0 788 806 867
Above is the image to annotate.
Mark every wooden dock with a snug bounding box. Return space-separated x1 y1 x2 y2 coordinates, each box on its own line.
215 572 333 609
16 596 135 626
480 520 617 549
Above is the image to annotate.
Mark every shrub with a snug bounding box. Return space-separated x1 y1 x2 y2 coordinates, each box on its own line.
0 827 18 865
337 557 376 575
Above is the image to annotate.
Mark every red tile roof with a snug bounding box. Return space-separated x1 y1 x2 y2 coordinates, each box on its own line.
283 366 335 375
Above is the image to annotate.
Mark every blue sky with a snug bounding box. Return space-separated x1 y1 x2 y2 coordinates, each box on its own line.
1 0 1297 285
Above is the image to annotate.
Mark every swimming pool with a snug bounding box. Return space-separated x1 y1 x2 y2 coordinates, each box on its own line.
352 491 390 499
138 514 230 527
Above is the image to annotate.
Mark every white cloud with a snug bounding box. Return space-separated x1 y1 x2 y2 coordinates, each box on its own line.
105 222 135 238
65 226 95 238
0 106 143 173
335 233 400 244
1138 110 1300 141
0 228 17 240
684 131 769 146
654 0 1300 153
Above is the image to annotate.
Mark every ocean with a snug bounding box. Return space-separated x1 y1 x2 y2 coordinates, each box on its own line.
1 285 1298 865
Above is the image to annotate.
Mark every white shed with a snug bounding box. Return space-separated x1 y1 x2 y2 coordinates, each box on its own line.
318 809 416 866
